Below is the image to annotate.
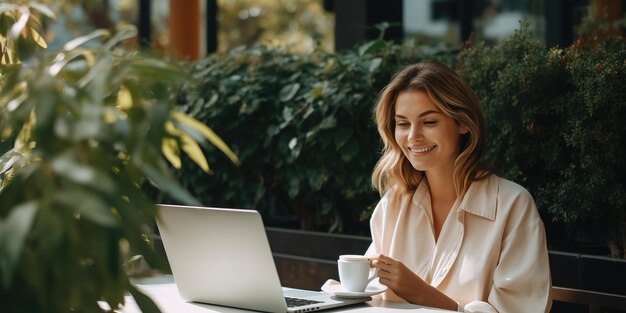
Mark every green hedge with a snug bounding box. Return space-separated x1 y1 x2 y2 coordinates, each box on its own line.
175 26 626 255
174 42 453 233
457 28 626 256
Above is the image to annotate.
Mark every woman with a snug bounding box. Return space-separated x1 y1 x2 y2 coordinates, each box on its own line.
366 61 552 312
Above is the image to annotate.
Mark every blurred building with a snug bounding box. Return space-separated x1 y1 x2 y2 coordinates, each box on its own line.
49 0 623 59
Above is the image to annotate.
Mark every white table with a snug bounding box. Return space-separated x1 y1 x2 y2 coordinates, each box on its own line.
113 275 456 313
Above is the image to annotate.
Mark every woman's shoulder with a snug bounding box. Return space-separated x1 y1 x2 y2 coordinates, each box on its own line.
497 175 531 195
483 174 540 218
476 173 533 200
465 174 537 217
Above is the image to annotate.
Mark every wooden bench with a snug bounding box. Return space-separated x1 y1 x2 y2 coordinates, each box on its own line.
266 227 369 290
551 286 626 313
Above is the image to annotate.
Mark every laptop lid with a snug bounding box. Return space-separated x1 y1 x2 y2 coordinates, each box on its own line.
155 204 365 313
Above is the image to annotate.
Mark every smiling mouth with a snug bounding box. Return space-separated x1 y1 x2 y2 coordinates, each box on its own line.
409 145 436 153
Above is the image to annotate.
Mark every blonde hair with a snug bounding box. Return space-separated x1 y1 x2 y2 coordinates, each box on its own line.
372 61 489 201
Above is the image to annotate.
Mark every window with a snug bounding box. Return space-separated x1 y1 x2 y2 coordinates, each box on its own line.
403 0 546 48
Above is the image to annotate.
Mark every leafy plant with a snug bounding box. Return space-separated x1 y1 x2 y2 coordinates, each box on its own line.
457 22 626 257
558 34 626 257
0 3 236 312
174 41 454 233
0 2 54 64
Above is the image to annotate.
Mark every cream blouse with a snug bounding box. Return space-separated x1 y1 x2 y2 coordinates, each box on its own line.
365 174 552 313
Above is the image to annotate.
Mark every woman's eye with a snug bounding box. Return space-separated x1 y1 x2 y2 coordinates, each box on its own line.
395 121 410 128
424 120 437 126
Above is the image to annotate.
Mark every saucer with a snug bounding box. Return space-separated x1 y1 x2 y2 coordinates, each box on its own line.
321 279 387 299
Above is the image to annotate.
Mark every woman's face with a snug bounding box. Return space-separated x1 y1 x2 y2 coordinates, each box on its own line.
393 90 467 175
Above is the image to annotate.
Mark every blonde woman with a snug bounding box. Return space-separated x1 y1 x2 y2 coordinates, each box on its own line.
366 61 552 312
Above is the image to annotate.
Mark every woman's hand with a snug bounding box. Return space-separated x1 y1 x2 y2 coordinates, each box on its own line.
371 254 425 303
371 254 458 311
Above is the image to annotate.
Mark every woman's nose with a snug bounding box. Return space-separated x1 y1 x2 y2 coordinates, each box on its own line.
408 125 423 142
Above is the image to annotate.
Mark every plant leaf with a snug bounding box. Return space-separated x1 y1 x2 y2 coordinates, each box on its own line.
179 133 210 172
104 26 138 51
63 29 110 51
51 154 116 194
28 2 56 19
319 116 336 129
288 137 298 150
358 40 385 56
161 137 181 169
29 28 47 49
0 4 18 14
54 190 118 227
49 49 96 76
116 86 133 110
138 161 201 206
0 148 20 175
171 111 239 164
129 285 161 313
78 49 111 88
279 83 300 102
0 201 38 288
369 57 382 73
8 7 29 39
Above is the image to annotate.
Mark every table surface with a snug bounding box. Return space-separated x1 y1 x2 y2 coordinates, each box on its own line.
112 275 456 313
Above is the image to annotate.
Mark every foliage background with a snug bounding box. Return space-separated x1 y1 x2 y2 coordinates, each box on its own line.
457 24 626 256
1 3 236 312
174 25 626 256
174 41 451 233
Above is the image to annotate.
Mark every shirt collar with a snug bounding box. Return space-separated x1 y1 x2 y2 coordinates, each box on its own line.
411 174 498 221
458 174 498 221
411 178 431 210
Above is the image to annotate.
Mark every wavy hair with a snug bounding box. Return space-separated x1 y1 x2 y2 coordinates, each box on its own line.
372 61 490 201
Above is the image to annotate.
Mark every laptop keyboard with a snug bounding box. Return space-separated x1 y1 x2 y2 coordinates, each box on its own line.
285 297 324 308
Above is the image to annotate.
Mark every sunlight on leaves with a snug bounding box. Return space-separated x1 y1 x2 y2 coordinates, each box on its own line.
27 2 55 19
63 29 110 51
161 137 181 169
103 26 137 51
14 112 33 149
179 133 210 172
171 111 239 164
8 8 29 39
29 28 47 49
116 87 133 111
164 120 210 172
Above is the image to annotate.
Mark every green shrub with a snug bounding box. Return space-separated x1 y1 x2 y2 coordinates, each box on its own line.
558 35 626 256
175 42 454 232
458 23 626 256
456 24 574 243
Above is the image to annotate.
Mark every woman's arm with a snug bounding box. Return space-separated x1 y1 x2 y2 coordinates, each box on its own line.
372 254 459 311
467 189 552 313
486 220 552 312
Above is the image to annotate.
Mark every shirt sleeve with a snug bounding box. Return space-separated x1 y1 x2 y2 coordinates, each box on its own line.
483 194 552 313
463 301 498 313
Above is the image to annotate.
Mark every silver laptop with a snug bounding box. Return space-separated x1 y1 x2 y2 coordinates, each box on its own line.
156 204 367 313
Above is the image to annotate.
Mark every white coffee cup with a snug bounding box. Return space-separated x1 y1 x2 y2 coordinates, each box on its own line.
337 255 378 292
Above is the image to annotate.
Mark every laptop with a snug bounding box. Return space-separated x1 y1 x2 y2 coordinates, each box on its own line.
155 204 368 313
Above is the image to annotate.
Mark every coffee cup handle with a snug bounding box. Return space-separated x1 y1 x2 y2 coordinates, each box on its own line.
367 267 379 283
